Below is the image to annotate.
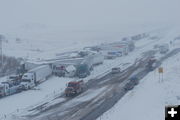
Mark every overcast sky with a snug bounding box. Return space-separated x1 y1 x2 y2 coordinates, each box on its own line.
0 0 179 34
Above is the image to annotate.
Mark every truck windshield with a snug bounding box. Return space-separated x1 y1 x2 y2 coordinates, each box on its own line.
9 76 17 79
68 83 76 87
22 79 31 82
77 65 88 73
112 68 119 70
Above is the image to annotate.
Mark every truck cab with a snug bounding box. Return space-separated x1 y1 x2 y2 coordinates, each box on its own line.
53 65 66 77
76 64 91 78
8 75 21 85
65 80 84 97
0 83 10 96
0 84 6 97
20 72 35 90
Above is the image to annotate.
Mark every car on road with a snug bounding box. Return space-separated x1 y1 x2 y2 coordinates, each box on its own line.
111 67 121 74
129 76 139 85
124 81 134 91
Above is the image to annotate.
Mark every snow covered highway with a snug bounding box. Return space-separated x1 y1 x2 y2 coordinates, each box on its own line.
3 47 179 120
1 26 180 120
1 0 180 120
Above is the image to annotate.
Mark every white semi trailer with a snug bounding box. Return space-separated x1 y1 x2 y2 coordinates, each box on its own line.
20 65 52 90
91 53 104 65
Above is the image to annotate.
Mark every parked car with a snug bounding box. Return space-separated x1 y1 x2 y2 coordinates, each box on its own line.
111 67 121 74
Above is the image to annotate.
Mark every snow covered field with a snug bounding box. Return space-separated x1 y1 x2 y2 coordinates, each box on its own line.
2 25 162 60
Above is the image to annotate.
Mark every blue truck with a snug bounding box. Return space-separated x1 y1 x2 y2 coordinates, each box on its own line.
0 81 21 97
76 53 104 78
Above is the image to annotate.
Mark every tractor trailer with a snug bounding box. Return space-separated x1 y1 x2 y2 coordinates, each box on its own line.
0 82 21 97
65 80 85 97
76 53 104 78
20 65 52 90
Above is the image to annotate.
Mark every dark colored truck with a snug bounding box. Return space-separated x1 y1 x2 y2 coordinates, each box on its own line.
65 80 85 97
76 64 91 78
146 57 157 71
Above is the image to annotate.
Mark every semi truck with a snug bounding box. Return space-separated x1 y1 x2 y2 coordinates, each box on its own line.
76 56 93 78
65 80 85 97
0 74 24 97
52 64 66 77
20 65 52 90
113 41 135 53
0 81 21 97
76 63 91 78
76 53 104 78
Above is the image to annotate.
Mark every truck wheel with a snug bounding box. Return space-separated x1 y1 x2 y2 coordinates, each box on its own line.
5 92 9 96
2 93 5 97
74 91 78 95
81 88 83 91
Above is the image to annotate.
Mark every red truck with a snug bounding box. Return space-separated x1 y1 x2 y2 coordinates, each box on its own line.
65 80 85 97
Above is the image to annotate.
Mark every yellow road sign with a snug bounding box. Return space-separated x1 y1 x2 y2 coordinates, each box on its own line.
158 67 163 73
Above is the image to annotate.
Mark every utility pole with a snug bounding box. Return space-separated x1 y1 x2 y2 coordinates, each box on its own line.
0 35 4 67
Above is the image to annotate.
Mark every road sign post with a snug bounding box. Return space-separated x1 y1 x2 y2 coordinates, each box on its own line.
158 67 164 83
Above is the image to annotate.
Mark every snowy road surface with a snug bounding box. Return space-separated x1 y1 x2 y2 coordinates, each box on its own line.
96 50 180 120
7 48 180 120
